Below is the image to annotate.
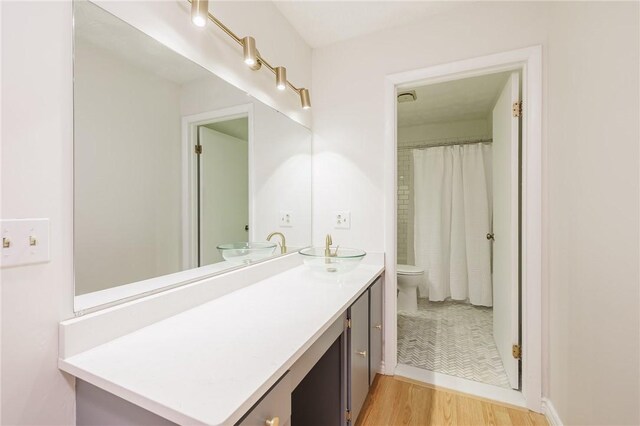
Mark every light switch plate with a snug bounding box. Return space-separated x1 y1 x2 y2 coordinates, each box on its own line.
1 219 50 268
279 211 293 227
334 211 351 229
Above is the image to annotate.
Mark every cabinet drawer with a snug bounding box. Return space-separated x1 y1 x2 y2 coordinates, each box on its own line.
238 373 291 426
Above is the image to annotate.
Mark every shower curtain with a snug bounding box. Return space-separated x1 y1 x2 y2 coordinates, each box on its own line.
413 143 493 307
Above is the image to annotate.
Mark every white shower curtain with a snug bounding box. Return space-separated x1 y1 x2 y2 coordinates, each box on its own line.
413 143 493 307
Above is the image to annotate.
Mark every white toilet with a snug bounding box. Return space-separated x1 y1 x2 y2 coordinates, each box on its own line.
397 264 424 313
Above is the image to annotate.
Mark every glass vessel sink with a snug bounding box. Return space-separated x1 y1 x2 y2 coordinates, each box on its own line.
298 247 366 275
217 242 277 264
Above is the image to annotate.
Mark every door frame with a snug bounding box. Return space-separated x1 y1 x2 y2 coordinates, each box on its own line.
382 46 542 411
181 103 254 269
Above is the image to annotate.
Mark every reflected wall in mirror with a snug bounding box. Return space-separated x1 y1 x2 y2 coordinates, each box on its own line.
73 0 312 308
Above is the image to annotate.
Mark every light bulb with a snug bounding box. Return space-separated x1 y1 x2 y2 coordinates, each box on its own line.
191 0 209 27
276 67 287 91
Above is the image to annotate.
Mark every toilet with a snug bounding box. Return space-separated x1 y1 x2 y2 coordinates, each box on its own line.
397 264 424 313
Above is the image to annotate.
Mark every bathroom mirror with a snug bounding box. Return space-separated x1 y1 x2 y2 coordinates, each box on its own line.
73 0 311 311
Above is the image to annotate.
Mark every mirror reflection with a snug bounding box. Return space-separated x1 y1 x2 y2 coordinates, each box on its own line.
73 1 311 305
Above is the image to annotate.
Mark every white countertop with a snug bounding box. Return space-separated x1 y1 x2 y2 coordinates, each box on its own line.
59 262 384 425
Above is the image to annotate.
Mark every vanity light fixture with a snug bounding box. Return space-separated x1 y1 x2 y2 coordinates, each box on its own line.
275 67 287 91
190 0 208 27
187 0 310 109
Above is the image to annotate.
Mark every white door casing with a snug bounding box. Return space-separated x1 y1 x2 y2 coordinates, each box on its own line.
383 46 542 411
491 72 520 390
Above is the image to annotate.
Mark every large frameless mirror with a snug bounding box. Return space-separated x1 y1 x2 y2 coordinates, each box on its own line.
73 0 312 311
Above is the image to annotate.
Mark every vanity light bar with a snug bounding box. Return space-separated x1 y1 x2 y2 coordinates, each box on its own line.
189 0 311 110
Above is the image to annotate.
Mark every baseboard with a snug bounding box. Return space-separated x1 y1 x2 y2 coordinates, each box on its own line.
542 397 563 426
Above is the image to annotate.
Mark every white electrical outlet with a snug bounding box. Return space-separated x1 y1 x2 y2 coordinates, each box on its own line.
1 219 50 268
279 211 293 227
334 211 351 229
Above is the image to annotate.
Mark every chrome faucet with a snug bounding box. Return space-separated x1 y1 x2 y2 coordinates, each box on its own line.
267 232 287 254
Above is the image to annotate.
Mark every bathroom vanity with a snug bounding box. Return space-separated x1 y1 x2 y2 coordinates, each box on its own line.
59 255 385 425
62 3 384 424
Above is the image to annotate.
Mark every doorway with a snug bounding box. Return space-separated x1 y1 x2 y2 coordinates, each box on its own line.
196 117 249 266
395 71 520 389
182 105 253 270
382 46 542 410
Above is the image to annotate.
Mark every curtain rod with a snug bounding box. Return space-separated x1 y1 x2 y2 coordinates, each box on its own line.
398 138 492 150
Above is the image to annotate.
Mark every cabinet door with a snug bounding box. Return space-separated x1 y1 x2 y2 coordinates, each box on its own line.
239 373 291 426
349 292 369 423
369 278 383 385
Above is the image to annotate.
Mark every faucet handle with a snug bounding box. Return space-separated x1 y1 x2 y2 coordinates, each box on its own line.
325 234 332 246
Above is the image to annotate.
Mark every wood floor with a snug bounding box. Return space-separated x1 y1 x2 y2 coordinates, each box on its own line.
356 375 547 426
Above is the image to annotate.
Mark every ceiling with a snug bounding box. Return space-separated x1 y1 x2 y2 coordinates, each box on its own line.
397 72 511 128
273 1 464 48
204 117 249 141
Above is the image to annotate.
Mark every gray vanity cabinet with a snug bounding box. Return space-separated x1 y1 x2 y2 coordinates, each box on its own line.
347 277 384 423
348 291 370 423
369 278 383 385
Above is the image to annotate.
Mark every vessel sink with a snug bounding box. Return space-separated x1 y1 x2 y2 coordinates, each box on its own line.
217 242 277 264
298 247 366 275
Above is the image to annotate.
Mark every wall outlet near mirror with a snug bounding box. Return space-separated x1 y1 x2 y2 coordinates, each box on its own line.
279 211 293 227
334 211 351 229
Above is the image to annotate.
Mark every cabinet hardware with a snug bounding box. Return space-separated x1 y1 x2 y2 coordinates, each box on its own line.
345 318 352 329
374 324 382 330
346 410 352 422
265 416 279 426
486 233 495 241
356 350 367 357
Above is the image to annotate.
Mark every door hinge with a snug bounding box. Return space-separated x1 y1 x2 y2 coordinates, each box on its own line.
346 318 352 329
195 144 203 155
512 344 522 359
346 410 352 422
512 101 522 117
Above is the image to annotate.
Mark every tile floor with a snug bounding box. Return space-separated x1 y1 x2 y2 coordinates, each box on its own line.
397 298 511 388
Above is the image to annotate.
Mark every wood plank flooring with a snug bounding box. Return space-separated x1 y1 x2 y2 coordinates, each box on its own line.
356 375 547 426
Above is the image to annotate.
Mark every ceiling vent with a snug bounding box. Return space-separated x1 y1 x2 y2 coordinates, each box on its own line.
397 90 417 103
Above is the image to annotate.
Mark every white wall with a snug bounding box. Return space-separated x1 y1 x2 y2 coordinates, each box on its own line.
545 3 639 424
0 1 312 424
1 2 75 424
74 40 183 295
312 2 639 424
398 119 490 147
